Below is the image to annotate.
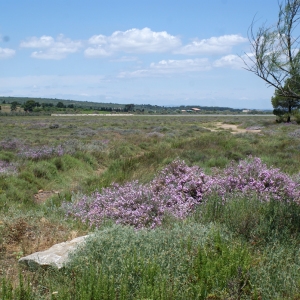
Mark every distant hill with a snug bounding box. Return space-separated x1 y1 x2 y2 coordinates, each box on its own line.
0 96 269 113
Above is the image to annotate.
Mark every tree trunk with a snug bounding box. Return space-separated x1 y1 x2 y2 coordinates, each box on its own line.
287 104 292 122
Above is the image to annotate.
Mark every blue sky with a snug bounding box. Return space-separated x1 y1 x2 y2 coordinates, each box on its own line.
0 0 281 109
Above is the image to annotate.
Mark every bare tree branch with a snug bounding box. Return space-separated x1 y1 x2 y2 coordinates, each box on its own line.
244 0 300 102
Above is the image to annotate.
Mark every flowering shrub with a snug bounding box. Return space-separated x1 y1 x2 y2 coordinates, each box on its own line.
150 160 213 217
19 145 65 160
64 159 215 229
64 157 300 229
214 157 300 203
0 160 17 175
64 182 164 229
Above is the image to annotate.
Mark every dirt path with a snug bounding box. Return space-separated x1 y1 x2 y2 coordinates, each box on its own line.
203 122 261 134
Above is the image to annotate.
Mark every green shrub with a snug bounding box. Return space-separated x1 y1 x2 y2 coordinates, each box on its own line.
73 151 97 168
18 171 40 185
0 176 37 203
31 161 58 179
224 150 243 161
0 151 14 162
60 154 83 170
205 156 229 168
250 242 300 299
199 193 300 244
293 111 300 124
53 157 65 171
65 223 251 299
108 143 131 160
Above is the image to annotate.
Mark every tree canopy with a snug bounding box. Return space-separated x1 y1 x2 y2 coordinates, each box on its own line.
23 100 40 112
244 0 300 120
272 76 300 121
10 101 20 111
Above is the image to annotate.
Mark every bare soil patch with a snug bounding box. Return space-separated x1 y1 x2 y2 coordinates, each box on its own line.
204 122 262 134
34 190 60 204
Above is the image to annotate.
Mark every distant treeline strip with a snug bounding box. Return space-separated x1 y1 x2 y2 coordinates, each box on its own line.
0 96 251 112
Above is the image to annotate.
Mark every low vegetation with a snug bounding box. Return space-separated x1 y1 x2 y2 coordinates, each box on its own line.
1 114 300 299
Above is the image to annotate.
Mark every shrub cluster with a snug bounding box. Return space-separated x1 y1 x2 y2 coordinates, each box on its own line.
64 157 300 229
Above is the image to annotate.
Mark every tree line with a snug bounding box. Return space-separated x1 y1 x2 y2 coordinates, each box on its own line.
0 100 137 113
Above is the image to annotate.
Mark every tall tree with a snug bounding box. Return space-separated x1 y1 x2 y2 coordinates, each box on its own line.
10 101 19 111
23 100 39 112
244 0 300 118
56 102 66 108
124 104 135 112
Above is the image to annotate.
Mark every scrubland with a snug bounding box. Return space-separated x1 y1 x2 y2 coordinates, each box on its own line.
1 114 300 299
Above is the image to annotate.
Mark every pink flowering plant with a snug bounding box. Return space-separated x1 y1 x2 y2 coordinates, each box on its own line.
64 159 214 229
64 157 300 229
150 160 214 217
214 157 300 203
65 182 165 229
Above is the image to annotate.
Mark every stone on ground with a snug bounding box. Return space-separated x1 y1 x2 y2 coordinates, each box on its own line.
18 235 88 269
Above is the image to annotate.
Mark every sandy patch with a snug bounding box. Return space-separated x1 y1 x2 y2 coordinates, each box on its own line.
204 122 261 134
95 167 106 176
34 190 60 204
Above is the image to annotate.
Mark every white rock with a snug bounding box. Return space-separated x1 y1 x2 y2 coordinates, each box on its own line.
19 235 88 269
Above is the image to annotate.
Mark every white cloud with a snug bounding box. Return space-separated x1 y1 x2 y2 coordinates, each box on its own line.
85 27 181 57
213 53 253 69
0 47 15 59
84 47 111 57
88 34 107 45
110 56 139 62
213 54 243 69
150 58 211 71
20 34 82 59
175 35 247 55
118 58 211 78
20 35 54 48
109 28 181 52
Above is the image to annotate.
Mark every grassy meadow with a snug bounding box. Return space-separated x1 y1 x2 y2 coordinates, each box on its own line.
1 114 300 299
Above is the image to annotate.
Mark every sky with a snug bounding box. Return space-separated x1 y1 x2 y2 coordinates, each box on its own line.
0 0 284 109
